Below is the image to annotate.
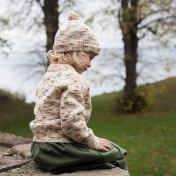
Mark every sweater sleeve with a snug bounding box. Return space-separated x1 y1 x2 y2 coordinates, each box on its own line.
60 81 99 149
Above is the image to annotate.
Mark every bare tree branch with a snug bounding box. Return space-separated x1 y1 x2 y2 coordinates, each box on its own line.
138 16 175 30
35 0 44 10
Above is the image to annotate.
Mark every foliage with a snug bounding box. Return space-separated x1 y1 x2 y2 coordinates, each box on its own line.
0 18 10 53
115 85 156 113
0 89 26 101
115 77 176 113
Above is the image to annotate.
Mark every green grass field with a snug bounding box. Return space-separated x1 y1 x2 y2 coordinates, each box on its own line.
0 77 176 176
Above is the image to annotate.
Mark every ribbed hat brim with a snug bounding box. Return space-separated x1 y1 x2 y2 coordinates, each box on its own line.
54 43 101 55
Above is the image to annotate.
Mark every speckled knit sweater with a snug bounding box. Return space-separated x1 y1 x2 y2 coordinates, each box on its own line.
29 64 99 149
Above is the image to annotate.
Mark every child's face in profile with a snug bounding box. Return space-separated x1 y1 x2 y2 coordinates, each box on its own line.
73 53 95 74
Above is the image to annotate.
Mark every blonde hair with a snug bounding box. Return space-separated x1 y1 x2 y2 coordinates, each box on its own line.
47 50 88 66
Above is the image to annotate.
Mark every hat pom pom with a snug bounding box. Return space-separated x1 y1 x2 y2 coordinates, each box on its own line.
68 12 79 21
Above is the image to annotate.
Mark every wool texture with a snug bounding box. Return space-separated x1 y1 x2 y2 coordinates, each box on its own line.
52 12 101 56
29 64 99 149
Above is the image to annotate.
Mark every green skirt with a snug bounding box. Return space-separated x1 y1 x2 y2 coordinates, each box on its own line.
31 142 127 173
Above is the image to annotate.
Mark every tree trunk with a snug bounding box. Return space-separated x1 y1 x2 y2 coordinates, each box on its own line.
43 0 59 64
119 0 138 98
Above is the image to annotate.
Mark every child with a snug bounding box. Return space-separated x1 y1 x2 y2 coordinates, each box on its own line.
30 12 128 174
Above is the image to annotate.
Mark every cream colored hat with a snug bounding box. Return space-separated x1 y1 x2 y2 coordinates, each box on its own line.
53 12 101 56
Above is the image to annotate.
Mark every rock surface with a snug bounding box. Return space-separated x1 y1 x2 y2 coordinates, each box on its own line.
0 133 32 147
0 133 130 176
0 161 129 176
11 143 31 159
0 145 31 173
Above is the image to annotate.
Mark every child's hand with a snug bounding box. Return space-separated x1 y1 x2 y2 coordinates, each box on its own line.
97 138 113 152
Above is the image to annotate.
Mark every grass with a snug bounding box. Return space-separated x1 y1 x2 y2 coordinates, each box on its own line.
89 109 175 176
0 77 176 176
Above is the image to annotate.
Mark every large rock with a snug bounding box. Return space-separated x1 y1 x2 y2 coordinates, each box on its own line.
0 133 32 147
0 161 130 176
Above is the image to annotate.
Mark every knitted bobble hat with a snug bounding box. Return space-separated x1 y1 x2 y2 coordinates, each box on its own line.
53 12 101 56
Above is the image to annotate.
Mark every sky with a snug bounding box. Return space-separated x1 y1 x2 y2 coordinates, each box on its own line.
0 0 176 103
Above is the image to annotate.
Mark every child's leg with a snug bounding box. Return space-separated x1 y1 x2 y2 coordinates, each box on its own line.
31 142 128 173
